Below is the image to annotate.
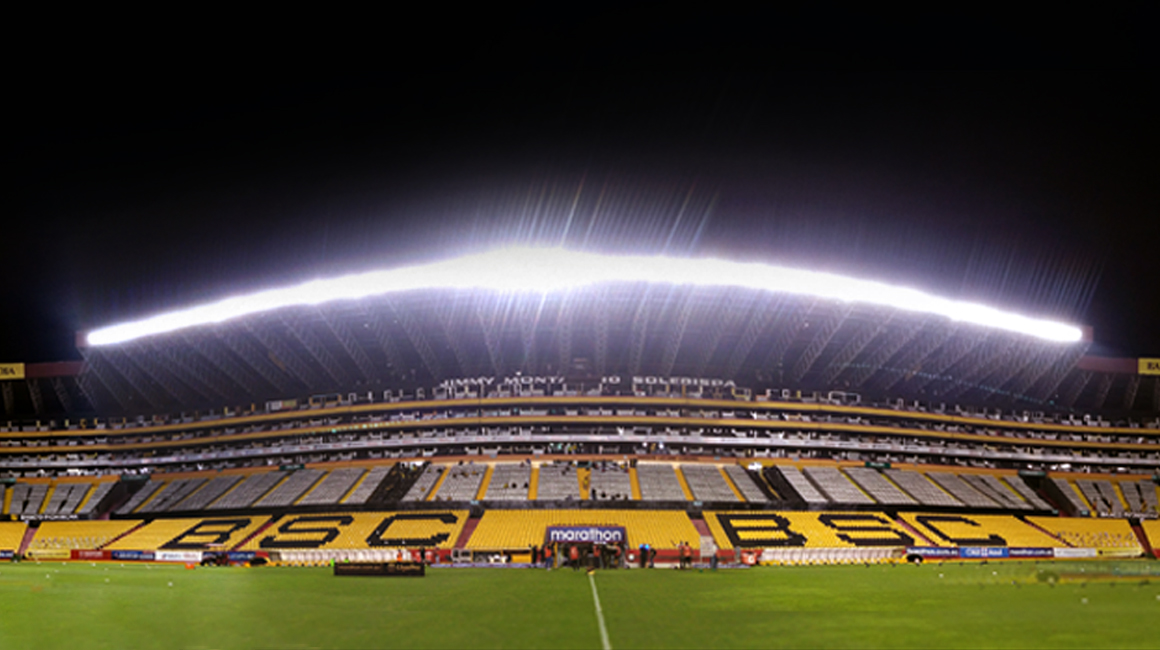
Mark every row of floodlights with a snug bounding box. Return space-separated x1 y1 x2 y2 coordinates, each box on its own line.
85 247 1083 346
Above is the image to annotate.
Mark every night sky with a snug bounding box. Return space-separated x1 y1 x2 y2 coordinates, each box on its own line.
7 10 1158 364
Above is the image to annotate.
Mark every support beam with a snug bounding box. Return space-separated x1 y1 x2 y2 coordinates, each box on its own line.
658 292 697 377
164 340 244 403
79 353 133 413
50 377 73 414
790 305 851 383
245 322 325 390
1028 342 1091 403
434 300 476 377
878 326 962 393
1 381 14 417
594 291 610 377
284 315 354 389
723 296 783 380
691 293 752 378
476 301 506 377
1059 370 1092 408
1153 376 1160 413
363 309 409 383
118 345 206 407
321 310 379 383
845 319 929 389
760 299 814 380
627 295 653 377
555 297 574 374
818 313 889 386
1091 373 1115 411
391 301 443 382
899 331 984 394
1122 374 1141 411
213 332 297 396
26 379 45 416
73 373 101 412
99 349 166 410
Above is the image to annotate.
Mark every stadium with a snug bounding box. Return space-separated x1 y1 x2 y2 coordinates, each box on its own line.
1 247 1158 648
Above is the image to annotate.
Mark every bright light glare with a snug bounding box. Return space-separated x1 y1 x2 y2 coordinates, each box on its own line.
86 247 1084 346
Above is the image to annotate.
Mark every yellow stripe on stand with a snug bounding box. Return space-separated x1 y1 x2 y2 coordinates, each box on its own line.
719 466 745 502
674 466 695 501
425 466 450 501
629 467 642 500
528 465 540 500
474 465 495 500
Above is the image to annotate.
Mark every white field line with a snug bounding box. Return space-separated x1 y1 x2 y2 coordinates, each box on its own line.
588 572 612 650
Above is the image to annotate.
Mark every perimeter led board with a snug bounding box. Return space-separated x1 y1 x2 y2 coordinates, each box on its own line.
85 247 1084 346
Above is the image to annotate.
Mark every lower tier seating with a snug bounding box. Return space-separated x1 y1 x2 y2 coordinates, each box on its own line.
485 463 531 500
681 465 739 502
723 465 768 503
105 516 270 551
467 509 700 550
240 511 468 550
433 465 486 501
0 521 27 551
898 513 1066 548
27 520 140 550
705 511 918 549
1026 516 1143 551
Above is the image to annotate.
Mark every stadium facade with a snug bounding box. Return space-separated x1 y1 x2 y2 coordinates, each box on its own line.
2 262 1158 565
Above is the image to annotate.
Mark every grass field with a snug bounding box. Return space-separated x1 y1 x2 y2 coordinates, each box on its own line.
1 560 1158 649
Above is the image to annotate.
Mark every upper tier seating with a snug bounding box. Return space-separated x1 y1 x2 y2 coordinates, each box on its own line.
40 483 89 515
240 511 468 550
346 466 394 504
536 463 580 501
636 464 687 500
958 474 1031 510
28 520 139 550
884 470 962 507
803 467 874 505
774 466 829 506
402 465 442 501
115 480 164 515
723 465 769 503
208 471 286 510
590 462 634 501
681 465 739 502
175 475 243 511
844 467 916 505
1027 516 1143 551
255 469 325 507
1075 479 1124 517
998 476 1053 510
76 482 116 516
485 463 530 501
433 464 486 501
298 468 365 506
898 513 1067 548
140 478 207 513
467 509 700 550
0 521 27 551
1048 478 1091 514
926 472 1000 508
8 483 50 516
1118 479 1158 516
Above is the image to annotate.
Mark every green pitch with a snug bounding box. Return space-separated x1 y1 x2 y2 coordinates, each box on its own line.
1 561 1158 649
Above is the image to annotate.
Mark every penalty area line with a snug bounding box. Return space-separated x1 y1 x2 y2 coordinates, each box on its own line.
588 572 612 650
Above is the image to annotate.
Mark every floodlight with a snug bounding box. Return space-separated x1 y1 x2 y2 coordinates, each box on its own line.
85 247 1084 346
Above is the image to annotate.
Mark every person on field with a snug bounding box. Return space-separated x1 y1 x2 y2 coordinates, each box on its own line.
569 544 580 570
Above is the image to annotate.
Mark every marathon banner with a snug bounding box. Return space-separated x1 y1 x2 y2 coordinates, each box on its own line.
909 547 1058 559
546 526 627 544
156 551 203 563
110 550 155 561
71 550 111 561
1008 548 1054 559
906 546 958 559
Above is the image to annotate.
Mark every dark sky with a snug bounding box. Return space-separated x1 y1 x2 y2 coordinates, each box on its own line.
7 9 1158 363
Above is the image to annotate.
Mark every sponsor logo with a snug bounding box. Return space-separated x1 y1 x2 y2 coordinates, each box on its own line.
156 551 203 563
545 526 627 544
0 551 14 559
906 546 959 558
0 363 24 381
111 550 155 561
334 562 426 577
960 546 1009 559
1140 358 1160 376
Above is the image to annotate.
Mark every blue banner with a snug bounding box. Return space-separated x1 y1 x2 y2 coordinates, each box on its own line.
960 547 1009 559
228 552 257 562
546 526 627 544
110 550 155 561
1008 547 1053 558
0 550 13 559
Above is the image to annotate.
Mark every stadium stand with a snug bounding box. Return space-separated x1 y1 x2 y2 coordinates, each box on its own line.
803 466 874 505
6 483 50 516
298 468 365 506
844 467 916 505
467 509 699 550
485 463 531 501
401 465 443 501
1047 477 1091 515
773 466 830 506
0 521 27 551
636 464 687 500
27 520 140 550
346 465 394 504
240 511 467 550
254 469 325 507
433 464 486 501
723 465 769 503
207 471 285 510
926 472 1001 509
1075 479 1125 517
106 516 270 551
115 480 163 515
536 462 581 501
899 513 1067 548
1117 479 1158 516
140 478 207 513
958 474 1032 510
1140 519 1160 556
884 470 962 507
681 465 739 502
704 511 918 549
174 475 243 511
997 476 1053 511
76 481 117 516
1027 516 1144 552
41 482 92 515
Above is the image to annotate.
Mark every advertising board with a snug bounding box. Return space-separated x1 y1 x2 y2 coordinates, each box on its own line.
333 562 426 577
545 526 627 544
